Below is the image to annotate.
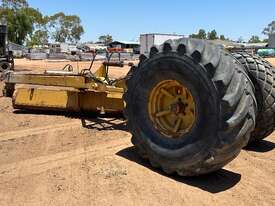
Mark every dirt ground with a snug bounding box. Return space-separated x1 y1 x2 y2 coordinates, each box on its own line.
0 58 274 206
266 58 275 67
13 58 130 79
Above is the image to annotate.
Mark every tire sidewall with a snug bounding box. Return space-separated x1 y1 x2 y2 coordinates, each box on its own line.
127 53 220 162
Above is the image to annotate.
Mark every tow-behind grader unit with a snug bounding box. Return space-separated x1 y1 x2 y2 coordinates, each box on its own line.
1 38 275 176
3 60 129 114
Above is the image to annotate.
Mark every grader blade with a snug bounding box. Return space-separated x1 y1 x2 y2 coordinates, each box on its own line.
2 61 128 114
13 87 124 113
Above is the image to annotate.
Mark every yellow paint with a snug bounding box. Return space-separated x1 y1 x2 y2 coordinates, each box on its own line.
94 64 107 78
13 88 124 113
8 62 127 113
148 80 196 138
8 73 97 89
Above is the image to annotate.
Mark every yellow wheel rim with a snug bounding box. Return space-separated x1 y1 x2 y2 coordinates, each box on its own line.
148 80 196 139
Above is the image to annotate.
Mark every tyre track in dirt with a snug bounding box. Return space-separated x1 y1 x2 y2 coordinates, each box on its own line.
0 59 274 206
0 137 130 184
0 110 130 184
0 121 81 142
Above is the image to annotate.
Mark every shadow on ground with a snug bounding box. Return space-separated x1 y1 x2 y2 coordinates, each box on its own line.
15 68 32 72
13 109 127 131
80 116 127 131
117 146 241 194
13 109 243 193
244 139 275 153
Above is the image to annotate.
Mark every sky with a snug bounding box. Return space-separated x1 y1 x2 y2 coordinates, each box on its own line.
28 0 275 42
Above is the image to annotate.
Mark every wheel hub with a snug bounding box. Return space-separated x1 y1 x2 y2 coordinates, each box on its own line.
148 80 196 138
170 100 188 115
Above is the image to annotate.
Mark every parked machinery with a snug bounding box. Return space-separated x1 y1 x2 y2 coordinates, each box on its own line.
0 24 14 72
2 38 275 176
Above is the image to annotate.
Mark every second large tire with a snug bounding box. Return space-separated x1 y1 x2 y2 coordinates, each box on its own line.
232 52 275 143
124 38 257 176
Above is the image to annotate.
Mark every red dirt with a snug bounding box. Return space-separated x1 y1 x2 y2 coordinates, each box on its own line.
0 59 274 206
266 57 275 67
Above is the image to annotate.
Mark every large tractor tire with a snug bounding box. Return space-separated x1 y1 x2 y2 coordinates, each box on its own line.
124 38 257 176
232 52 275 143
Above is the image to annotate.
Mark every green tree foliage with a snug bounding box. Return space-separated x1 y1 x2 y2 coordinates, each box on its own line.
248 35 262 43
27 30 48 47
0 0 44 44
219 35 225 40
0 0 84 45
98 34 113 45
263 21 275 36
0 8 33 44
48 12 84 43
22 7 44 25
190 29 227 41
189 29 206 39
1 0 28 9
207 30 218 40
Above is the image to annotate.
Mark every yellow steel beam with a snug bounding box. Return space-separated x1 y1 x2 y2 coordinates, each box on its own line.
13 87 124 113
13 88 80 111
6 73 94 89
5 72 125 93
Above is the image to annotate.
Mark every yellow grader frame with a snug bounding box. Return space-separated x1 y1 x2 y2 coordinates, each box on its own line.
2 61 129 114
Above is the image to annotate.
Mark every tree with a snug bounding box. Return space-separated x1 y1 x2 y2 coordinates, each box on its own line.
207 30 218 40
189 33 197 38
190 29 229 41
22 7 44 25
248 35 261 43
98 35 113 45
263 21 275 36
197 29 206 39
189 29 206 39
0 0 45 45
0 8 34 44
0 1 84 45
27 30 48 47
48 12 84 43
219 35 225 40
1 0 28 9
